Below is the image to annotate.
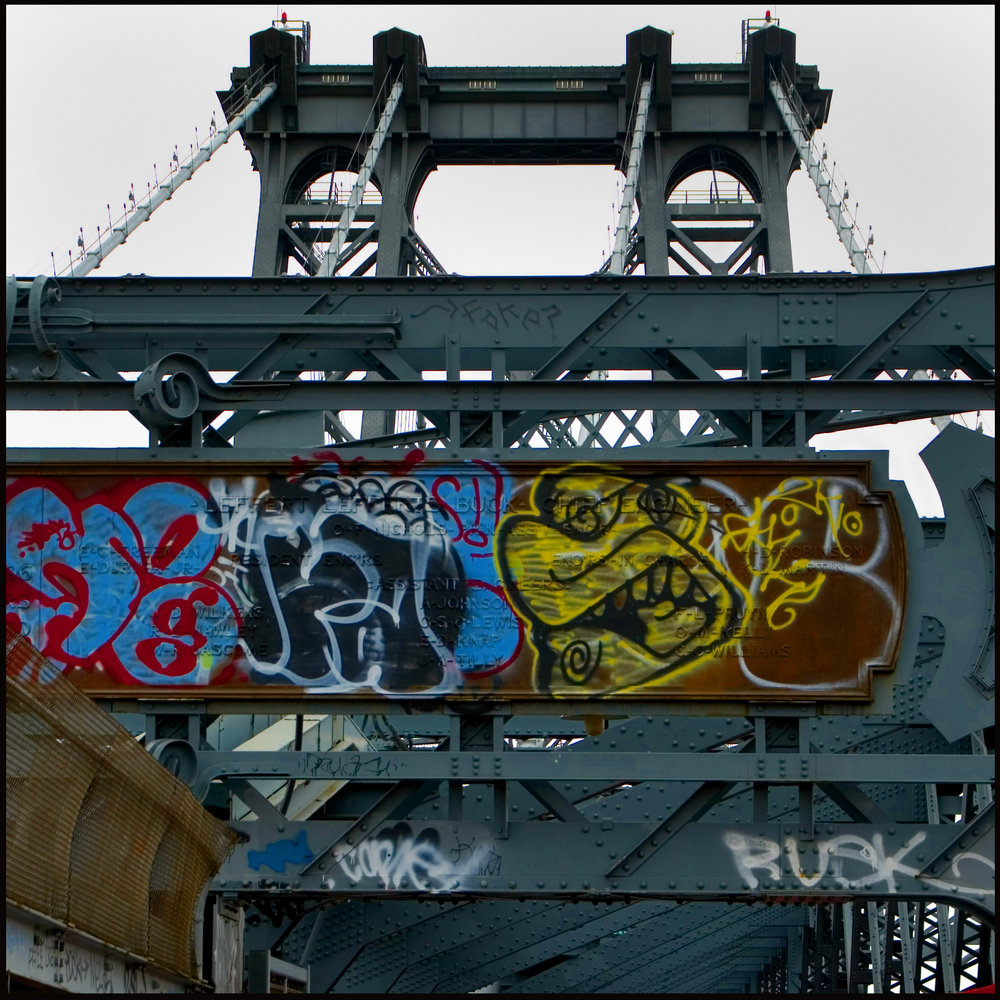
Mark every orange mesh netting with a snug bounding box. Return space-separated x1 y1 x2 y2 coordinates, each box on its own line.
6 625 238 978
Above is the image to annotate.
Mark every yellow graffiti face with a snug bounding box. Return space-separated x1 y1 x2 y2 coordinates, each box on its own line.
497 473 749 695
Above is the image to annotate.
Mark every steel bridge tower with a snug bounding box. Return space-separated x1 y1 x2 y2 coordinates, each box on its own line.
245 24 817 282
5 15 995 996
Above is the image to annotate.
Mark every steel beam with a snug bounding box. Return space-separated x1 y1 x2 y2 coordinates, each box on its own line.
216 818 995 916
7 270 992 370
6 19 995 992
6 902 200 994
8 373 991 413
185 749 993 792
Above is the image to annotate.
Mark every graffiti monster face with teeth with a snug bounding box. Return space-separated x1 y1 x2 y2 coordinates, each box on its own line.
497 471 749 696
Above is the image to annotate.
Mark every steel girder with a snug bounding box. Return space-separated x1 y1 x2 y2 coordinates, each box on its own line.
249 895 993 993
5 185 996 1000
6 263 997 993
93 599 994 992
205 708 994 911
6 19 996 995
5 268 994 454
203 705 994 993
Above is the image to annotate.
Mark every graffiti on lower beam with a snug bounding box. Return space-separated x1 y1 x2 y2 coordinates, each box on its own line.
6 455 905 700
322 823 502 892
16 930 150 993
62 949 116 993
724 830 995 900
248 831 314 873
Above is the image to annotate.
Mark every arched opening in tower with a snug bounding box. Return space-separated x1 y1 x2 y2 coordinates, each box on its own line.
661 145 767 277
284 168 382 277
664 167 762 275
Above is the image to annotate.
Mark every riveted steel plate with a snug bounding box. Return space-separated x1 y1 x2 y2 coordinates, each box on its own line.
6 454 905 702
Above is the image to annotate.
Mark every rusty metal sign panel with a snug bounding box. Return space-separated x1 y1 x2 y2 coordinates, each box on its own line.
5 456 906 701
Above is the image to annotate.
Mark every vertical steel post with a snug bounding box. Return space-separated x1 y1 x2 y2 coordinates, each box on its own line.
926 783 959 992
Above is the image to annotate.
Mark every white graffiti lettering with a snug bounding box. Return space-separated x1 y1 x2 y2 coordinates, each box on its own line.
206 474 466 692
725 830 995 899
323 823 501 893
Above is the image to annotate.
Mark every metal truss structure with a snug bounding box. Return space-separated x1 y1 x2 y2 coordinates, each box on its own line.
5 18 995 994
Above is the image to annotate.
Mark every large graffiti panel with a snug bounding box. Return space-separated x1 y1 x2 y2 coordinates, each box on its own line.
5 455 906 700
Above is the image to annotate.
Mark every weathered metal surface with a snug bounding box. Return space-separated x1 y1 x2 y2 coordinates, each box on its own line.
5 15 995 994
5 627 238 981
216 816 996 917
7 458 905 702
6 903 196 994
6 270 992 459
6 270 993 376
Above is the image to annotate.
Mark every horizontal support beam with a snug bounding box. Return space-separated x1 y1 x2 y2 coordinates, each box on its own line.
6 377 992 414
7 271 992 380
670 226 758 243
6 902 197 993
191 750 994 789
239 57 834 152
667 204 763 219
215 819 996 916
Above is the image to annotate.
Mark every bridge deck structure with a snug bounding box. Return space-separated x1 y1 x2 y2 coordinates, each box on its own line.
5 15 994 995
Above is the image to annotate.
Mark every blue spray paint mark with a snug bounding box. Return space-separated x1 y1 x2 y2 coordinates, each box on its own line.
247 831 314 873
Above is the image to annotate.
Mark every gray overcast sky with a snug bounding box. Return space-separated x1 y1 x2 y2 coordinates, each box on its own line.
5 4 995 276
5 5 995 512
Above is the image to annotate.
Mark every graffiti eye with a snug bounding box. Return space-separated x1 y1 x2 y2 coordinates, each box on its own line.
560 639 602 685
552 493 617 540
564 499 602 537
638 486 696 533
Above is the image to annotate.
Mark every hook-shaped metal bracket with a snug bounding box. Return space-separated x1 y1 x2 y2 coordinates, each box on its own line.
27 275 62 379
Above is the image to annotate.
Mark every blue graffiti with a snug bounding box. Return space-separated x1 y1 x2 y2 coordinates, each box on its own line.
247 831 314 873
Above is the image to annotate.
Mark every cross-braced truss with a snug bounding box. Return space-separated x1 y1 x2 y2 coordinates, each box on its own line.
4 17 995 995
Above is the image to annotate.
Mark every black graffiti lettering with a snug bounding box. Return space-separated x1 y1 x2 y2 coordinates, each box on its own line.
541 304 561 329
480 850 502 877
239 474 467 690
322 551 381 567
307 751 398 779
410 299 459 320
410 298 559 334
496 302 516 327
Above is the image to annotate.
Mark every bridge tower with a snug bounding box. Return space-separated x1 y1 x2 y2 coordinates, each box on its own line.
237 23 829 282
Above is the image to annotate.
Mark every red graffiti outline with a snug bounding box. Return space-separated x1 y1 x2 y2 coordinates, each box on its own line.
458 580 524 677
6 476 244 686
430 459 506 557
